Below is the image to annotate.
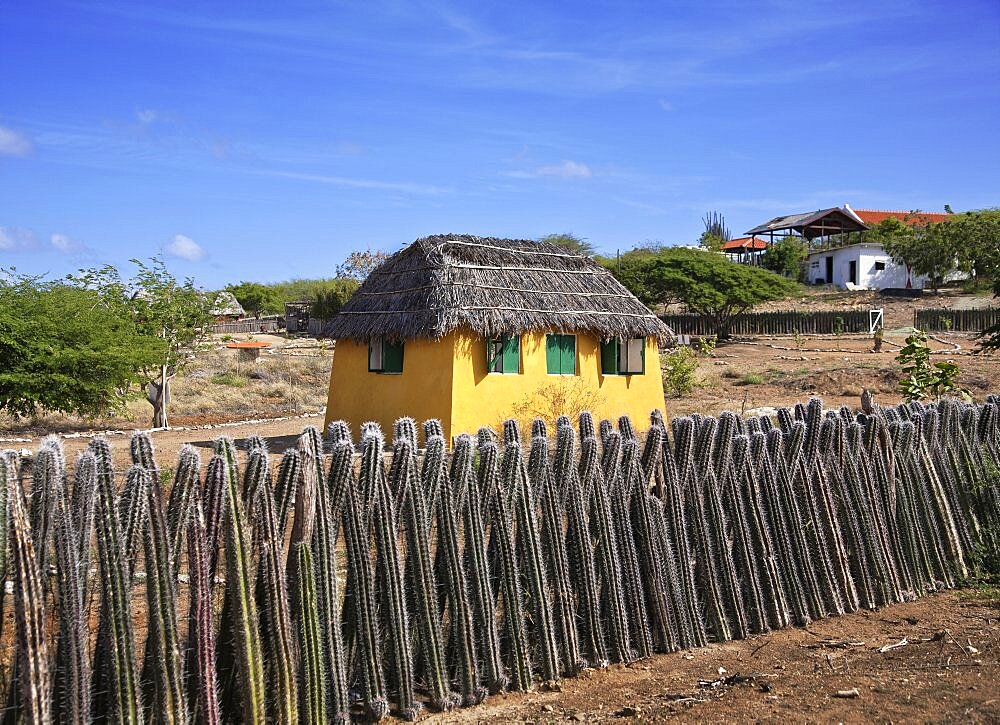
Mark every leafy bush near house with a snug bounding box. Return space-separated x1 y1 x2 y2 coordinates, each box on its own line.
661 347 698 397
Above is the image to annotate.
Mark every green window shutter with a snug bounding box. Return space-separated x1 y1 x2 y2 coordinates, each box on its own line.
383 340 404 373
560 335 576 374
601 339 618 375
502 335 520 373
546 334 561 374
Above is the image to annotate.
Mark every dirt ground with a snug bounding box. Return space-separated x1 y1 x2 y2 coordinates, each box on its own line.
436 590 1000 723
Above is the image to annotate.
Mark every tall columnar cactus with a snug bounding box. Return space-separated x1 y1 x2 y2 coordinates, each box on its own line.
529 431 581 675
202 455 227 581
186 490 221 725
4 456 52 725
291 542 327 725
364 429 419 720
622 432 680 650
166 444 200 578
340 435 388 720
601 428 653 657
578 424 633 662
556 424 607 667
456 434 507 694
245 450 298 725
392 424 452 710
428 432 485 706
216 437 266 724
656 418 706 649
477 433 533 691
90 437 142 725
30 440 62 578
731 436 788 630
274 448 301 549
51 456 90 725
299 427 350 722
141 468 187 723
503 419 561 682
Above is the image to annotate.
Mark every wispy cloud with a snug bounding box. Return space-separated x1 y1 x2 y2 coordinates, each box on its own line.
0 227 37 251
50 232 95 258
262 169 450 195
0 126 34 157
507 159 593 180
658 99 674 112
166 234 206 261
136 108 159 124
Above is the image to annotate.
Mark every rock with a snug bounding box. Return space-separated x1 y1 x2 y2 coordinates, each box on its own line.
615 705 642 718
833 688 860 698
542 704 555 713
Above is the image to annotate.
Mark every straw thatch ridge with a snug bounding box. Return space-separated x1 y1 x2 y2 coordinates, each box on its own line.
324 234 674 344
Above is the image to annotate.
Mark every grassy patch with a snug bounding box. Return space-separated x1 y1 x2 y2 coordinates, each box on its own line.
735 372 766 386
211 371 250 387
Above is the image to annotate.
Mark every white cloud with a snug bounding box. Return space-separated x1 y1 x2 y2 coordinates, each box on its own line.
166 234 205 261
50 232 93 256
0 126 34 157
0 227 37 251
658 99 674 112
136 109 159 124
510 159 593 180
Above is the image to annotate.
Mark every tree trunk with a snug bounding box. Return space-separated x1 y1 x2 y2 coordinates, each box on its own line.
147 378 170 428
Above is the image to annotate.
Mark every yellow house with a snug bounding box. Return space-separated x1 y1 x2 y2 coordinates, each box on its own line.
324 235 674 441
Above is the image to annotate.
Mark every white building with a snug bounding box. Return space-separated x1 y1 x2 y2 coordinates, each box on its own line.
805 243 918 290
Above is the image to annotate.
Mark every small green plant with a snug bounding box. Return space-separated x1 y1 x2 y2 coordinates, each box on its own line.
872 327 884 353
211 372 249 387
895 330 970 401
833 316 845 350
694 336 716 356
221 335 235 343
736 372 765 386
793 328 805 352
661 347 698 397
938 315 953 332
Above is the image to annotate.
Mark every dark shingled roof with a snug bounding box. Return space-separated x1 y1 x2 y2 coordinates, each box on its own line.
324 234 674 344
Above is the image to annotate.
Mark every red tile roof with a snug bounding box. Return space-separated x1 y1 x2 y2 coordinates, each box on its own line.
853 209 954 226
722 236 768 251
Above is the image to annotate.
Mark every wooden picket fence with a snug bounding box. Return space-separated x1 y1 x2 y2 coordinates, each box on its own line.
914 307 1000 332
659 309 871 336
208 317 281 334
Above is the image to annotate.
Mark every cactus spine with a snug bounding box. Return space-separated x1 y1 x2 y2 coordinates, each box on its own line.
186 490 220 725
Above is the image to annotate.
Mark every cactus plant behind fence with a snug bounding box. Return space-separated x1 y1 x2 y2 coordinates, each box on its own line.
0 394 997 722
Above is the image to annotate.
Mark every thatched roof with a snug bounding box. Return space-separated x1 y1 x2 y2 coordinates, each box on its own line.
210 291 245 317
324 234 673 344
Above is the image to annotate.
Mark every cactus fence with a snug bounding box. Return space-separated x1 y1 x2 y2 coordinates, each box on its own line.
659 310 872 336
914 307 1000 332
1 395 998 722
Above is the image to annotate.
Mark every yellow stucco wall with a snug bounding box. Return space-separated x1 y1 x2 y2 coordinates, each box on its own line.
449 330 666 437
324 337 456 439
325 330 666 441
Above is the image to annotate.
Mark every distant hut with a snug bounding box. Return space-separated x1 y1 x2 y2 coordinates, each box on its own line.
210 291 245 322
323 234 674 440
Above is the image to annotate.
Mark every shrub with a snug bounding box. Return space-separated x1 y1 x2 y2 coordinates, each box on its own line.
661 347 698 397
736 372 765 386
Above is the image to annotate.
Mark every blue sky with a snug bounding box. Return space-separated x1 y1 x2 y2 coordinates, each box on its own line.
1 1 998 288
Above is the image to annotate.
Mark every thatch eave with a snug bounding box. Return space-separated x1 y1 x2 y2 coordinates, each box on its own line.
323 234 675 345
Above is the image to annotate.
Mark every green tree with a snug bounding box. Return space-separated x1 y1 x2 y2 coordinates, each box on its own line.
538 233 597 256
311 278 360 318
761 236 809 279
71 257 212 427
0 270 163 418
612 247 798 339
875 214 956 292
226 281 283 317
335 249 390 280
